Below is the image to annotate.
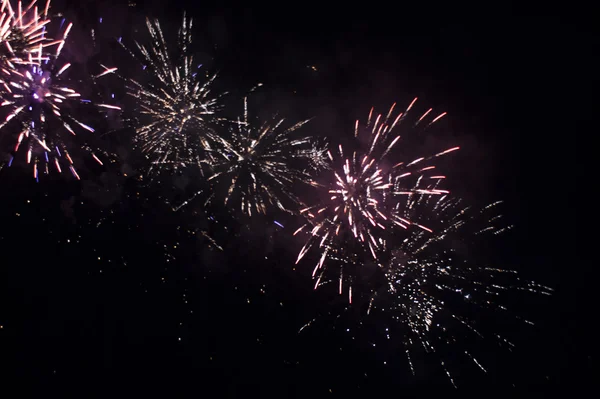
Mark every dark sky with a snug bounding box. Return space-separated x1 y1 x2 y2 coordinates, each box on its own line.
0 1 590 397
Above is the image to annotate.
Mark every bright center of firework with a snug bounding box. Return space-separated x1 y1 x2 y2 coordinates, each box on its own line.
235 145 256 162
341 180 370 209
172 100 195 119
347 182 365 199
178 103 193 113
29 71 51 102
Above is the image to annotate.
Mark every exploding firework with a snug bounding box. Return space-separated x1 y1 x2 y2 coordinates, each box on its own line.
300 197 553 387
0 0 59 66
294 99 459 296
366 198 553 386
0 0 119 179
297 138 330 173
204 94 318 216
119 13 225 175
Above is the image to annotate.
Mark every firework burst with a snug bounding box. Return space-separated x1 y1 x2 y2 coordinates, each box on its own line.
0 0 119 179
205 94 318 216
0 0 59 66
364 198 553 386
120 13 225 175
296 137 330 173
299 197 552 387
294 99 459 296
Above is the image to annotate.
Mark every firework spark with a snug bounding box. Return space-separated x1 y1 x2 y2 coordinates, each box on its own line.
0 0 119 179
295 99 459 296
120 13 225 174
204 94 318 216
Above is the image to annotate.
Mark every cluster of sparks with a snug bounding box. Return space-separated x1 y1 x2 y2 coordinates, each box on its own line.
371 198 553 386
120 13 223 174
0 0 119 179
205 94 317 216
294 99 459 300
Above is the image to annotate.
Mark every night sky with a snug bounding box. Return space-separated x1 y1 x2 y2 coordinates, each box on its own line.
0 1 590 397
